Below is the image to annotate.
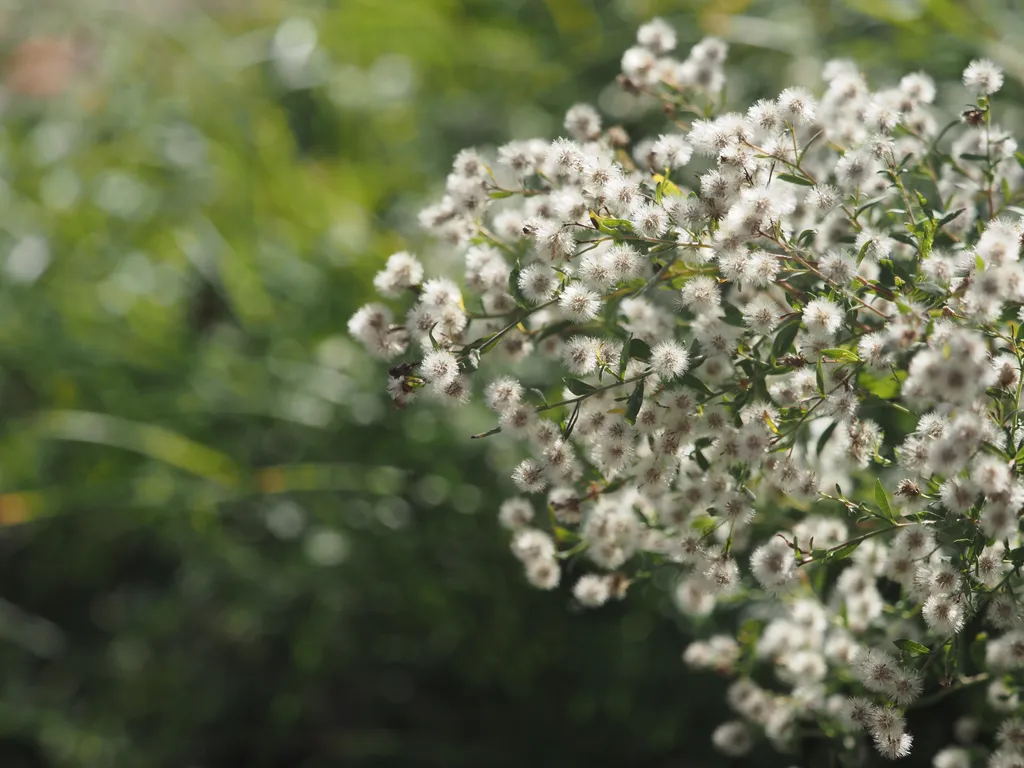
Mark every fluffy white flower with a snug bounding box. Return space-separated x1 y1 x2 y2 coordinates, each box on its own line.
777 86 817 125
750 538 796 593
573 574 612 607
420 349 460 386
649 340 690 381
711 721 751 757
802 297 843 338
679 275 721 313
636 17 676 54
963 58 1004 94
558 283 602 321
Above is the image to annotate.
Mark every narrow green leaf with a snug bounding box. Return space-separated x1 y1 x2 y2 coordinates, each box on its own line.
889 232 917 247
797 229 817 246
875 479 895 521
820 348 860 363
828 541 861 561
508 262 529 308
815 356 826 396
916 281 948 297
618 334 632 378
771 317 801 361
625 378 645 425
489 189 515 199
536 320 573 342
563 378 596 396
553 526 576 543
893 638 931 655
36 411 240 487
816 421 838 456
776 173 814 187
692 449 710 471
914 189 931 215
959 152 989 162
854 195 887 218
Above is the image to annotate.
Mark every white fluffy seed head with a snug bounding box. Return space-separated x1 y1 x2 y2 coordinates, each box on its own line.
802 297 844 338
573 573 612 607
963 58 1004 95
558 283 602 321
420 349 460 386
649 340 690 381
679 275 721 313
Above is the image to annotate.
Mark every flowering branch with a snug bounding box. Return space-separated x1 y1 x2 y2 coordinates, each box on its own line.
351 20 1023 765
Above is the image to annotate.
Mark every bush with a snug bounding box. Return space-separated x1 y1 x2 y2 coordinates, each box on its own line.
353 15 1024 766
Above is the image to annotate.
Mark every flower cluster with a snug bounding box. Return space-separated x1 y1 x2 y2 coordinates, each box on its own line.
351 17 1024 766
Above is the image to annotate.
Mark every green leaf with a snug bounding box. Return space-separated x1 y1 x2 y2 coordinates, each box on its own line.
618 334 633 378
797 229 817 246
590 211 634 237
893 638 931 655
828 541 861 561
776 173 814 187
563 378 596 396
916 281 948 297
679 373 713 396
859 370 904 400
1010 546 1024 568
619 337 652 379
624 378 645 425
36 411 240 487
489 189 515 199
692 449 710 471
627 338 652 362
821 348 860 363
1017 151 1024 170
720 302 746 327
535 320 574 342
690 514 716 535
959 152 989 162
936 208 965 232
875 479 895 521
815 356 826 396
508 262 528 308
816 421 838 456
553 525 576 543
914 189 931 215
771 317 801 361
889 232 917 247
854 195 887 218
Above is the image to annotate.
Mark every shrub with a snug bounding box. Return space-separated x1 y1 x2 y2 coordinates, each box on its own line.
352 15 1024 766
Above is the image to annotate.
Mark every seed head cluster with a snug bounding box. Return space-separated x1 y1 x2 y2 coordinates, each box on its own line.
350 19 1024 766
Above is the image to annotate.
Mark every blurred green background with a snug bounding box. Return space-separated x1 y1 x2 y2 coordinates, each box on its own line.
0 1 1019 766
